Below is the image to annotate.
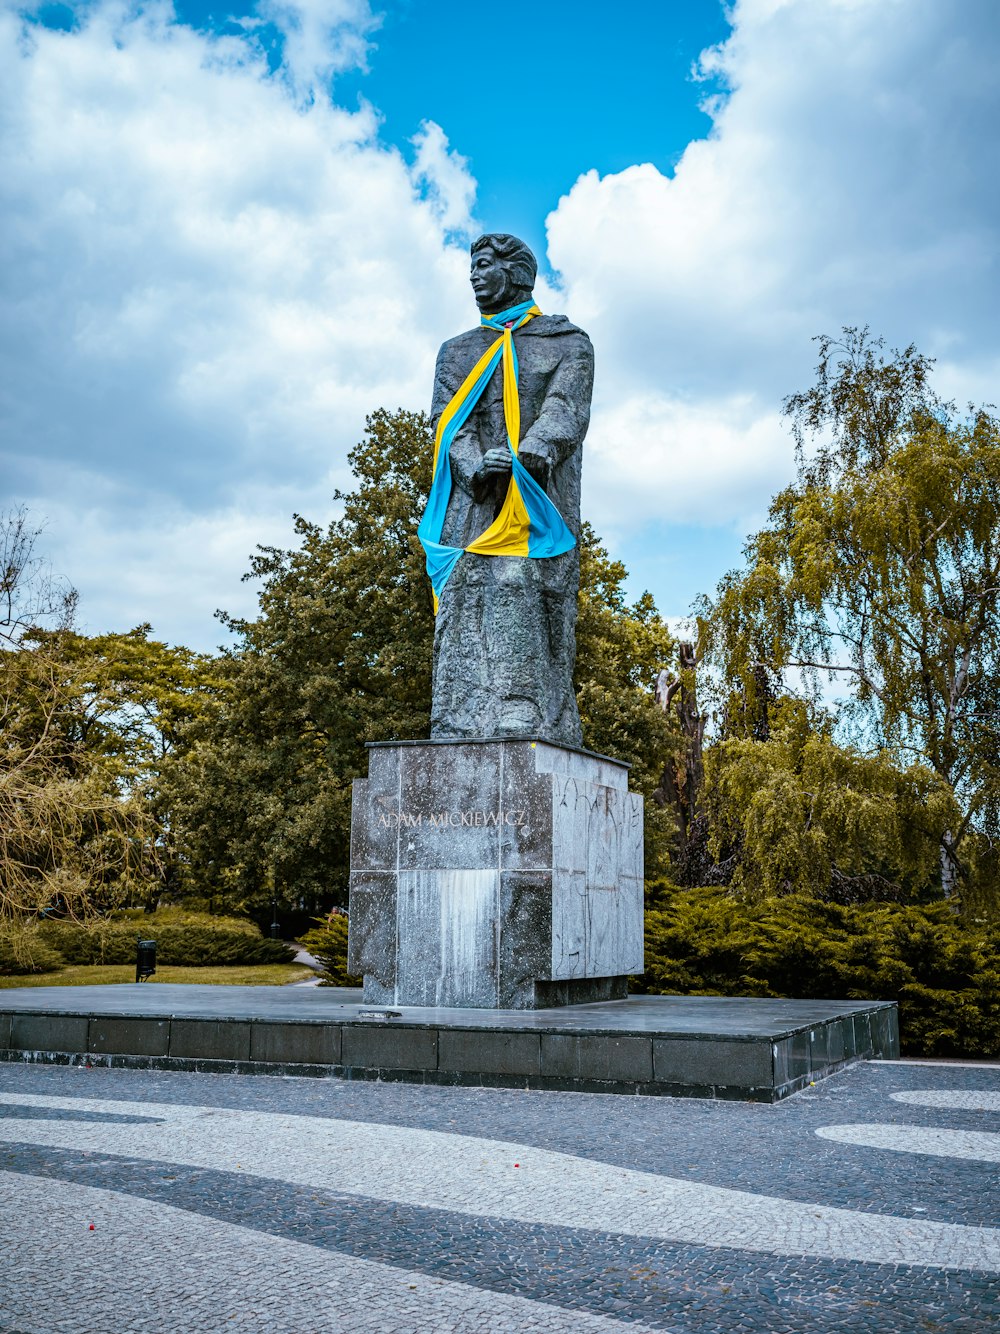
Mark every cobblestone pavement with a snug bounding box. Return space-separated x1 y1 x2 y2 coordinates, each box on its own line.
0 1059 997 1332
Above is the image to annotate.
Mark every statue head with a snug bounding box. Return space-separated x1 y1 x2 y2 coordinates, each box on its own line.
470 233 537 314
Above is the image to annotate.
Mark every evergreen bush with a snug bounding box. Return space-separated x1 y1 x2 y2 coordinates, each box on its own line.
637 883 1000 1058
299 913 360 987
36 909 295 968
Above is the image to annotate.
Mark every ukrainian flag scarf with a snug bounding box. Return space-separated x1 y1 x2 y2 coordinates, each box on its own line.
418 301 576 609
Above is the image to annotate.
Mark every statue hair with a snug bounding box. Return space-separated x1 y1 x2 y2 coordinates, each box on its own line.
471 233 537 292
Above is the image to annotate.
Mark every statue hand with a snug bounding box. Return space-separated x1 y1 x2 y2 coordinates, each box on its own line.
518 448 550 489
477 448 513 478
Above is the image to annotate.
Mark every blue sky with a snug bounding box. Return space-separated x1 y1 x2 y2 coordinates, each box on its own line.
170 0 733 260
2 0 999 652
327 0 732 261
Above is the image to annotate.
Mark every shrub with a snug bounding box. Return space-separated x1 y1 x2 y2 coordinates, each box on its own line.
37 909 295 967
299 913 360 987
0 923 65 975
637 882 1000 1058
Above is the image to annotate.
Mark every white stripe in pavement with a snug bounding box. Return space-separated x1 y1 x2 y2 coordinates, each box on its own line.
0 1171 649 1334
890 1090 1000 1113
816 1123 1000 1163
875 1059 1000 1070
1 1092 998 1272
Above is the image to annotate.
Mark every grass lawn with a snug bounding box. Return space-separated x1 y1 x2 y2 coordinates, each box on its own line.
0 963 317 988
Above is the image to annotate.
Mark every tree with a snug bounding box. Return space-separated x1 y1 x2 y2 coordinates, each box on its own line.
162 408 436 917
0 506 75 648
165 408 677 912
0 514 157 963
575 524 678 876
705 329 1000 907
703 696 958 901
55 626 224 901
652 641 713 886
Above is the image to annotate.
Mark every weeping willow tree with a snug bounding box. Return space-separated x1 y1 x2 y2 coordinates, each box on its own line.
704 330 1000 909
0 511 156 967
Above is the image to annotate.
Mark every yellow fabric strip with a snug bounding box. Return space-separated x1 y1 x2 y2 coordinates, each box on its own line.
502 328 521 456
465 326 530 557
431 333 505 478
465 476 531 557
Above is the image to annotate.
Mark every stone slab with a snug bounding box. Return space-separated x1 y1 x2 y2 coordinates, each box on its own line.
541 1033 653 1082
249 1021 342 1066
0 987 898 1101
89 1017 170 1057
170 1019 252 1062
342 1024 438 1072
349 737 644 1008
438 1029 540 1077
653 1037 772 1089
9 1013 89 1053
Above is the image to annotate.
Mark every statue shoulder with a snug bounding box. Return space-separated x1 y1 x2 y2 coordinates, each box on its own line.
434 316 591 377
437 327 489 361
523 313 591 343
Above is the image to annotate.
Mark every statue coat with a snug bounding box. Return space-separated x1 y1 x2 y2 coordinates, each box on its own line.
429 314 594 746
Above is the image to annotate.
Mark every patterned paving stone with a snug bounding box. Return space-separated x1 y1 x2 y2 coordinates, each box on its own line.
816 1121 1000 1161
0 1059 997 1332
0 1174 651 1334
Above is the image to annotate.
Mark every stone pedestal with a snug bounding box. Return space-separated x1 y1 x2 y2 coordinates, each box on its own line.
347 738 644 1009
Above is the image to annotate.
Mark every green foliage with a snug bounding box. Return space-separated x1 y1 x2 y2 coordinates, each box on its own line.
0 525 219 934
704 697 957 898
1 630 159 935
54 626 225 900
0 963 314 988
638 883 1000 1057
0 923 65 975
575 524 679 874
165 408 677 908
705 329 1000 906
299 913 360 987
0 507 153 939
34 909 294 969
55 627 222 777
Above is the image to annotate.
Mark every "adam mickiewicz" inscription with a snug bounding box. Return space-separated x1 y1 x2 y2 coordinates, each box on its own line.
377 809 528 829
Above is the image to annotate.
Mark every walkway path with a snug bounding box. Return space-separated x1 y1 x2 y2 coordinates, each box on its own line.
0 1059 996 1331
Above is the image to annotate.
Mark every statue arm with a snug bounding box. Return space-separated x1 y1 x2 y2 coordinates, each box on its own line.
517 335 595 489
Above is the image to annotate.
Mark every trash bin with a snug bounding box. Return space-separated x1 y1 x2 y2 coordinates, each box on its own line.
135 938 157 983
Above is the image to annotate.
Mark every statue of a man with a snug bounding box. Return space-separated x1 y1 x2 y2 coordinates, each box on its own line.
419 233 594 747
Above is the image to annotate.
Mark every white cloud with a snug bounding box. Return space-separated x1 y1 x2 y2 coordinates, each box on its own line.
410 121 477 236
45 484 339 646
551 0 1000 545
584 395 786 535
253 0 379 97
1 2 476 646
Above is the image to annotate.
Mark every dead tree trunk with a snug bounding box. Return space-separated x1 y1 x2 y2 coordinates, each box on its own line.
654 641 711 883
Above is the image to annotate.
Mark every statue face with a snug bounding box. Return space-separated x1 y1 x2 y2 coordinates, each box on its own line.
470 248 513 313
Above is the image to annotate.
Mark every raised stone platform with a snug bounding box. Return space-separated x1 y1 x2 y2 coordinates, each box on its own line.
0 986 898 1102
349 737 644 1008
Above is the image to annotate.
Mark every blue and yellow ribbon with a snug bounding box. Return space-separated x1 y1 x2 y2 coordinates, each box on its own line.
418 301 576 609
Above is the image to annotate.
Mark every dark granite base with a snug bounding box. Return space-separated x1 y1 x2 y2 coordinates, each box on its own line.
534 976 628 1006
0 987 898 1102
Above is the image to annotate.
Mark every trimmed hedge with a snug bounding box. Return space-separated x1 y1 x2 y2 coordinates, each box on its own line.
637 883 1000 1059
34 909 295 969
299 914 360 987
